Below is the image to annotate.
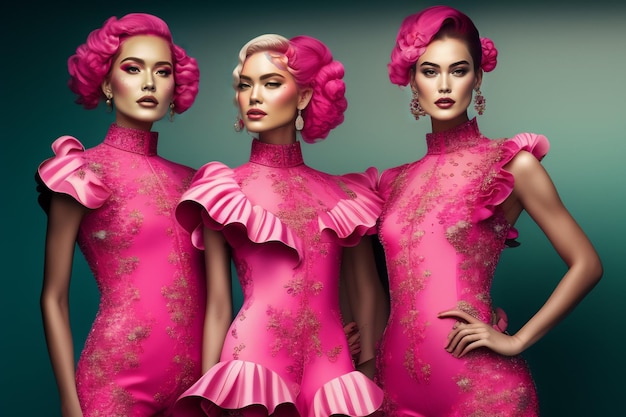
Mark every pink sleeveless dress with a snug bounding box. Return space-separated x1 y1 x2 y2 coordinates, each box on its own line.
376 119 549 417
37 124 206 416
173 139 384 417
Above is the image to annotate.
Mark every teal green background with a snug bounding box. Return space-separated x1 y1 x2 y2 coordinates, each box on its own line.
2 0 623 415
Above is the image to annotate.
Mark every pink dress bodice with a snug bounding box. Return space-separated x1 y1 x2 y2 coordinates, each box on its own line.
173 139 384 417
376 119 549 417
37 124 206 416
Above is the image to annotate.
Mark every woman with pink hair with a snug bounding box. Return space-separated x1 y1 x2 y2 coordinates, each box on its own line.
172 34 383 417
374 5 602 416
36 13 204 416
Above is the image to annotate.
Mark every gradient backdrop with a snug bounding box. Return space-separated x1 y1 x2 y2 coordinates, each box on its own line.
2 0 623 415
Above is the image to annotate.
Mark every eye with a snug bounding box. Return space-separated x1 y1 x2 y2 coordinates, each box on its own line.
121 64 141 74
237 82 251 90
156 68 172 77
452 68 468 76
265 81 282 88
421 68 437 77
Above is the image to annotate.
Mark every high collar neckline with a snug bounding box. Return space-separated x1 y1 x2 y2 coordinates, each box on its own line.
249 139 304 167
426 118 484 154
103 123 159 156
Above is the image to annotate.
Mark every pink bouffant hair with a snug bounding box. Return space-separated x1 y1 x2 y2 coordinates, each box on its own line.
388 5 498 86
232 34 347 143
67 13 199 113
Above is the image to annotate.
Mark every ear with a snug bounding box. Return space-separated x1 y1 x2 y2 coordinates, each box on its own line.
474 68 483 90
409 67 418 93
101 80 112 98
297 87 313 111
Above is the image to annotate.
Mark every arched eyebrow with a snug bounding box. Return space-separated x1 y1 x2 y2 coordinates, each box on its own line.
420 60 470 68
119 57 173 67
239 73 287 82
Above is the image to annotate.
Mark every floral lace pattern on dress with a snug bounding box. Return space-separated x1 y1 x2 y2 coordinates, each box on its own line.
37 124 204 415
376 119 546 416
173 139 384 417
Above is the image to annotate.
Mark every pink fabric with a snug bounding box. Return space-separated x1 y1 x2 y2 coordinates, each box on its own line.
175 360 297 416
37 135 111 208
376 119 547 416
37 124 206 416
174 139 384 417
472 131 550 231
175 161 304 261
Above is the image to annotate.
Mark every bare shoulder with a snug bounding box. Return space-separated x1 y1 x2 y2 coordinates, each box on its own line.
504 150 544 175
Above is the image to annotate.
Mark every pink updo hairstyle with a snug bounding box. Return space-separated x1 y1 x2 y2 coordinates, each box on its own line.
233 34 347 143
68 13 200 113
388 5 498 87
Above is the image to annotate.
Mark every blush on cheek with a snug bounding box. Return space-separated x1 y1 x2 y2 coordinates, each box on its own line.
236 94 246 112
110 76 134 96
163 84 175 102
274 84 298 105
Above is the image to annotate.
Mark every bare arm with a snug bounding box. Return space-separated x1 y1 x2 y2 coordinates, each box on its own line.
41 193 87 417
440 151 603 356
201 227 233 373
342 236 389 377
504 152 603 348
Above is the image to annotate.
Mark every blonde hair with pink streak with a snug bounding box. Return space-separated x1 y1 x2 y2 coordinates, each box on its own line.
233 34 347 143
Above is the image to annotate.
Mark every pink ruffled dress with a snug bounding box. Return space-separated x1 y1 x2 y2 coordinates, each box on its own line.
376 119 548 417
173 139 384 417
36 124 206 416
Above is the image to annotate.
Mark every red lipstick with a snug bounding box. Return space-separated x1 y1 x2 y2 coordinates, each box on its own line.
246 108 267 120
137 95 159 106
435 98 455 109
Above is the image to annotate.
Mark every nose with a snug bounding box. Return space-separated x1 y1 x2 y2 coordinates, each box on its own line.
249 84 262 104
438 74 451 94
142 74 156 92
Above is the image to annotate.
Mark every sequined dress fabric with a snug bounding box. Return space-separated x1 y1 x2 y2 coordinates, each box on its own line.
173 139 384 417
36 124 206 416
376 119 549 417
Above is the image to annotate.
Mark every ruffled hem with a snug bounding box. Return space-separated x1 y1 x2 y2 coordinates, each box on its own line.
36 135 110 212
173 360 297 417
473 132 550 238
176 162 384 258
308 370 384 417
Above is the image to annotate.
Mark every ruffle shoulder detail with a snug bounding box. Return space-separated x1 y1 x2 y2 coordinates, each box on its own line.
173 360 297 417
36 135 110 212
175 161 302 258
340 166 380 192
473 133 550 237
378 163 408 201
324 167 384 246
308 370 384 417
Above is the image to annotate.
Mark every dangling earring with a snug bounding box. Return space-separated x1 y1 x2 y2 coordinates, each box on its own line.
295 109 304 131
105 93 113 113
410 90 426 120
169 103 175 122
473 88 486 115
233 114 244 132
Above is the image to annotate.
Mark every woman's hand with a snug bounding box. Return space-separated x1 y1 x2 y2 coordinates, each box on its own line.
344 321 361 360
438 309 524 358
